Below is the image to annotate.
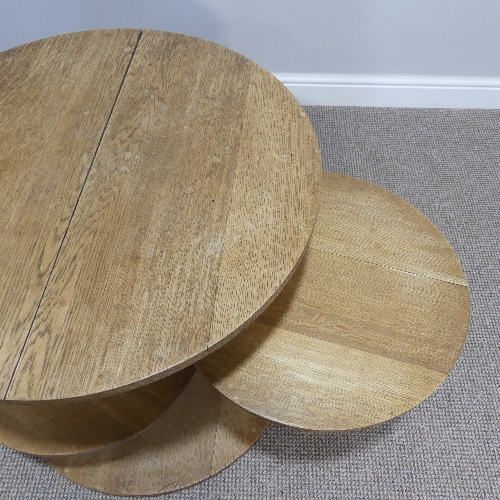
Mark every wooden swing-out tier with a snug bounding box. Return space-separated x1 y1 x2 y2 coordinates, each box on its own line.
198 172 470 431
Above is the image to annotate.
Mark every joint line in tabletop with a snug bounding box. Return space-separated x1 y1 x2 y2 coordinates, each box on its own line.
310 246 468 287
3 30 144 400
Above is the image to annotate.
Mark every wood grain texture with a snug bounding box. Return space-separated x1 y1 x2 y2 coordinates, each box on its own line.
0 29 141 397
5 30 322 401
313 173 467 285
197 172 470 431
46 370 269 496
0 367 193 456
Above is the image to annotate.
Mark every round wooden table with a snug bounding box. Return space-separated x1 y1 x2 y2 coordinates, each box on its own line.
0 28 321 493
0 29 469 497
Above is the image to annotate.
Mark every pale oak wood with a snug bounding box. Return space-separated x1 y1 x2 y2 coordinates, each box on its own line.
4 30 322 402
46 370 269 496
0 367 193 456
313 173 467 285
197 172 470 431
0 29 141 397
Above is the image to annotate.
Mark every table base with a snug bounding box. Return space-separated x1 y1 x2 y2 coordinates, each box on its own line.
44 371 269 496
0 368 193 457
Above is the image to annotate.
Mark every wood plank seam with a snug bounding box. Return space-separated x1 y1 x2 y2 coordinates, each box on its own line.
310 243 468 287
249 317 462 375
3 30 143 400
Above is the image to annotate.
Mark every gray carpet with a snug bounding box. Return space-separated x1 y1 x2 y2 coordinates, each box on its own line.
1 106 499 499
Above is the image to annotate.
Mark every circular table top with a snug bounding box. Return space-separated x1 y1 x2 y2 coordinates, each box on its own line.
198 172 470 431
0 29 322 402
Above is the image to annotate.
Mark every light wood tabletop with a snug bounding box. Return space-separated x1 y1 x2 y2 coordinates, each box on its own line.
0 29 322 402
197 172 470 431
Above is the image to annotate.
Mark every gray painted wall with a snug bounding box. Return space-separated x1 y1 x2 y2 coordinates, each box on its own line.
1 0 499 77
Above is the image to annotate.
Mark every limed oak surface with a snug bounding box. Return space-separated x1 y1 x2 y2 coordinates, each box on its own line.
1 30 322 402
198 172 470 431
0 29 140 398
46 371 269 496
0 368 193 456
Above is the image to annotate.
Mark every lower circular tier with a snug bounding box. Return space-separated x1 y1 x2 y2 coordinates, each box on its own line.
197 172 470 431
0 367 194 456
45 370 269 496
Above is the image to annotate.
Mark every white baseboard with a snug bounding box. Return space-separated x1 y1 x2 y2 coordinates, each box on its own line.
274 74 500 109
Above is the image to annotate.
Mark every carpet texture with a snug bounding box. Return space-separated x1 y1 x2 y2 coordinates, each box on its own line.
1 106 499 499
